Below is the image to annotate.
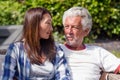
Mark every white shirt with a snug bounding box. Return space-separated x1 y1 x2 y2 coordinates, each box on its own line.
60 44 120 80
30 60 54 80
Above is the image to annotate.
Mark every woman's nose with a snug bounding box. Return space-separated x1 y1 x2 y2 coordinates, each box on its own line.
50 26 53 31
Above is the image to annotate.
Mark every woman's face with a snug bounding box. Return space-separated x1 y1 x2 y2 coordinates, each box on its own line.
39 13 53 39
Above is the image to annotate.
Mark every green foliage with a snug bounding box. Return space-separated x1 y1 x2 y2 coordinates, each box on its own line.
0 0 120 43
0 1 25 25
112 51 120 58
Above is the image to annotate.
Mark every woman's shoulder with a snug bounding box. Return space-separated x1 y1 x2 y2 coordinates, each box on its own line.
8 41 23 48
55 42 65 58
6 41 24 55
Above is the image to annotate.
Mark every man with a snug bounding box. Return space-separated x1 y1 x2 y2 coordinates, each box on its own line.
58 7 120 80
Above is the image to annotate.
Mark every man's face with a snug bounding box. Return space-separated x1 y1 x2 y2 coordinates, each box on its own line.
63 16 88 47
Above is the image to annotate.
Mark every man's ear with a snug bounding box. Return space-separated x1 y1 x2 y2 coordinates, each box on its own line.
84 28 90 36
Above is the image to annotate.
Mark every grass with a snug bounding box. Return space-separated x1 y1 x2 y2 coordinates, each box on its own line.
112 51 120 58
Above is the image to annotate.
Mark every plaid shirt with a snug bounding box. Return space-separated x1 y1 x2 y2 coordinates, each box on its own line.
1 42 71 80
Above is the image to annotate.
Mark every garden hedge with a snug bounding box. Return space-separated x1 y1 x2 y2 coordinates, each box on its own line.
0 0 120 43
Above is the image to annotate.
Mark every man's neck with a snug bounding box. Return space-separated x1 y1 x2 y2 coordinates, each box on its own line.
64 43 86 50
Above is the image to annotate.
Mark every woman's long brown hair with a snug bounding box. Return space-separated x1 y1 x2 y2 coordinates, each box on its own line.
21 7 56 64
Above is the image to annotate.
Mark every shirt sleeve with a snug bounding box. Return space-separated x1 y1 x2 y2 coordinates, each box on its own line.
53 45 71 80
1 43 17 80
100 47 120 72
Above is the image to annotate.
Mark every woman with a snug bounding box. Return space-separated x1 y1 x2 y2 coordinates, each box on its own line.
2 7 71 80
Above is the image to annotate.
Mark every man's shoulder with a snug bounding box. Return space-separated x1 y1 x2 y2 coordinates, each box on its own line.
85 44 104 50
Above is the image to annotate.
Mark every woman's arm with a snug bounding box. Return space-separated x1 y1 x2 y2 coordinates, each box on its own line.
2 43 17 80
53 45 71 80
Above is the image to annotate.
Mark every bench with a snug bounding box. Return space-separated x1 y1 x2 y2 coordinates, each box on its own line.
0 25 22 50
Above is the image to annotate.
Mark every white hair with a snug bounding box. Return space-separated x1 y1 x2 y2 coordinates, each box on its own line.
63 7 92 30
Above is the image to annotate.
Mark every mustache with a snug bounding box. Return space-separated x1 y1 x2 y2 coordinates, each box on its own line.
66 35 73 38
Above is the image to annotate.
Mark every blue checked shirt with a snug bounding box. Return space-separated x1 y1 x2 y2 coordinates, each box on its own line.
1 42 71 80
